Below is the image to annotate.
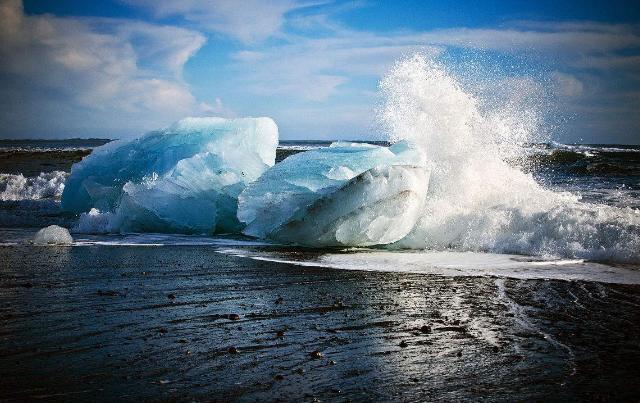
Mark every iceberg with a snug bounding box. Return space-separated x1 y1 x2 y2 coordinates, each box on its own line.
62 117 278 234
238 141 429 246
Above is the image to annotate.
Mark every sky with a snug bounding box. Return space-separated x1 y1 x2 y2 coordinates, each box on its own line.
0 0 639 143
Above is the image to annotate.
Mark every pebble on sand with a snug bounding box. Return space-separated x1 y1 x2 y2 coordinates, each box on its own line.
309 351 323 359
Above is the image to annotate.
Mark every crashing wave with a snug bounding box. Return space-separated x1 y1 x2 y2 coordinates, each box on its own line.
238 54 640 261
0 171 67 201
378 54 640 262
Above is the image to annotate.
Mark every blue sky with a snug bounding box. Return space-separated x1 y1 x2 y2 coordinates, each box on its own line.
1 0 639 143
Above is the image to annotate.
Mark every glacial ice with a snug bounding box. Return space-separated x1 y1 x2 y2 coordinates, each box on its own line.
238 141 429 246
62 117 278 234
33 225 73 245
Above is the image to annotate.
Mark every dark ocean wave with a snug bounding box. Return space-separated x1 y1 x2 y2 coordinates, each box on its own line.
0 138 110 150
527 145 640 176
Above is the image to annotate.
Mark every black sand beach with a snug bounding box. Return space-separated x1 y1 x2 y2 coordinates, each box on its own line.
1 244 639 401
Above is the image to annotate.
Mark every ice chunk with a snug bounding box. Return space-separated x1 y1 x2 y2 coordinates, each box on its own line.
33 225 73 245
62 117 278 234
238 141 429 246
270 165 428 246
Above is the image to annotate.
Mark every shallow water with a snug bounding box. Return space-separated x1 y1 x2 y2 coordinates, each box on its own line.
3 228 639 285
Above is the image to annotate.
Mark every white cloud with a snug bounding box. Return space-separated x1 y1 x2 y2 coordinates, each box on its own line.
122 0 325 43
229 30 441 102
227 19 640 103
200 97 236 118
222 17 639 142
2 0 638 143
420 26 640 54
275 103 375 140
0 0 210 138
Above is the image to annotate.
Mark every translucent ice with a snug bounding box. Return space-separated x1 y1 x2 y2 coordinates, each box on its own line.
33 225 73 245
62 117 278 234
238 141 429 246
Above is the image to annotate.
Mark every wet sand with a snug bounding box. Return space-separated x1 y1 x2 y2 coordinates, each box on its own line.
1 245 639 401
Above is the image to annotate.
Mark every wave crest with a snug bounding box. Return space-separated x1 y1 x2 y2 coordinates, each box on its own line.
380 54 640 262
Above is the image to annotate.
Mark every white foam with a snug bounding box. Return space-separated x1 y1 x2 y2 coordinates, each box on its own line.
73 208 119 234
0 171 67 201
71 233 272 247
221 248 640 285
550 142 640 154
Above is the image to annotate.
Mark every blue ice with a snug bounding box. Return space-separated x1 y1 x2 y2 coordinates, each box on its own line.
63 117 278 234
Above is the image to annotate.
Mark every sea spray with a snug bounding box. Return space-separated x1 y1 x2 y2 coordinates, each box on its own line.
381 54 640 262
